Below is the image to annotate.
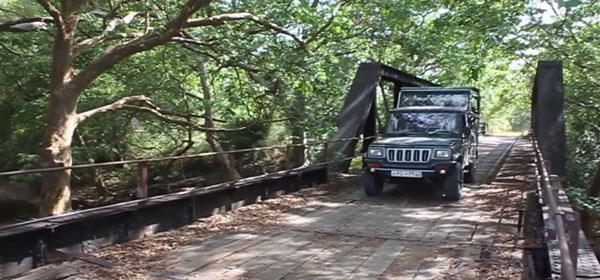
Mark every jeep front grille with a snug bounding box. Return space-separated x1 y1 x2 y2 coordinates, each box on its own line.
386 148 431 163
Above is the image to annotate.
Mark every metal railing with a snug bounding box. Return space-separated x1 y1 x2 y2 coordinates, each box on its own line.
0 135 376 199
532 133 578 280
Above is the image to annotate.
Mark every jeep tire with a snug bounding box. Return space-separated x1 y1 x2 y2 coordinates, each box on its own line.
444 163 463 201
464 162 476 183
363 172 384 196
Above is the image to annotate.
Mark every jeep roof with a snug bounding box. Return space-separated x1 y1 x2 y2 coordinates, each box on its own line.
390 106 468 113
400 87 480 96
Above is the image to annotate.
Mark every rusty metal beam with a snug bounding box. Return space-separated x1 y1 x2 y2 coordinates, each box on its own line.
329 62 438 172
0 166 327 278
532 61 567 180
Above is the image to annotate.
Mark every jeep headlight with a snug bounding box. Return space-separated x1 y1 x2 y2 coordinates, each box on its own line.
368 147 384 158
433 149 451 159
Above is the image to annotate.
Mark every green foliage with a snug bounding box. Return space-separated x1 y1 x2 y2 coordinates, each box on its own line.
567 187 600 213
2 0 594 205
518 1 600 214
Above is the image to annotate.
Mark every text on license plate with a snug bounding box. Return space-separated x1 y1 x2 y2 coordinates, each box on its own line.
390 170 422 178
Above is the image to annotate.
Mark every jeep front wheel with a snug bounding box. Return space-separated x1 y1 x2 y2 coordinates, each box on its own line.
444 163 463 201
464 162 476 183
363 172 384 196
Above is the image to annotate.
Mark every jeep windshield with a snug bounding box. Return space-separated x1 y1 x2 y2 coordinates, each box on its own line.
399 92 469 110
386 111 464 136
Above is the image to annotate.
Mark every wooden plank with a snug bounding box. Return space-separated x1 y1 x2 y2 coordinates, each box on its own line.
297 204 353 232
471 214 499 245
355 206 406 239
285 202 348 229
454 246 481 279
381 244 434 279
378 206 420 239
413 255 451 280
188 231 303 280
336 205 381 236
50 250 118 268
14 261 85 280
210 232 314 279
446 211 481 242
250 235 334 280
495 207 520 246
282 237 362 280
164 233 265 275
349 196 413 239
346 240 404 279
162 233 252 265
308 204 363 233
400 206 447 241
311 238 383 280
422 207 463 242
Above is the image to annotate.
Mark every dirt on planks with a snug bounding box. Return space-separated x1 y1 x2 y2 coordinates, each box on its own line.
77 173 360 279
28 138 542 280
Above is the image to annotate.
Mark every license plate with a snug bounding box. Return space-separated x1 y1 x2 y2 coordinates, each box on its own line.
391 170 422 178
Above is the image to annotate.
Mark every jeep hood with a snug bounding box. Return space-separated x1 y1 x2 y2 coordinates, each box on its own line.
370 137 458 147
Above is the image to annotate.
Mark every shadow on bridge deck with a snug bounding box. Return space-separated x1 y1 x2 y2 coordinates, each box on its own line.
16 136 544 280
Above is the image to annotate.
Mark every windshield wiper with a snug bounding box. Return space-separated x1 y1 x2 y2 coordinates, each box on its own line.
387 131 412 136
427 129 454 135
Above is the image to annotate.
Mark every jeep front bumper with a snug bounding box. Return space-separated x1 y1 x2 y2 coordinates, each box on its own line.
367 167 446 178
364 160 458 179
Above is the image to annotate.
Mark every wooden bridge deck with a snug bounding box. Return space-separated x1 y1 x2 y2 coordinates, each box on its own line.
17 136 538 280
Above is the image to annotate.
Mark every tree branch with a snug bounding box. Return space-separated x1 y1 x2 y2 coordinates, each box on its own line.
176 41 260 73
76 94 262 132
36 0 63 29
72 12 145 58
121 104 258 132
76 95 154 122
186 12 307 49
127 104 289 132
305 0 349 45
0 42 25 56
0 17 53 32
171 36 214 47
566 97 600 112
69 0 213 96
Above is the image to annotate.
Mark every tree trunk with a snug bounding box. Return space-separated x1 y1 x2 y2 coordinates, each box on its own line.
291 125 305 167
34 0 211 216
39 92 79 216
290 92 306 168
582 161 600 235
197 60 241 181
38 6 81 216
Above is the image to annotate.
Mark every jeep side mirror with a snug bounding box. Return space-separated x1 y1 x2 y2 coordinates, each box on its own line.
464 127 471 136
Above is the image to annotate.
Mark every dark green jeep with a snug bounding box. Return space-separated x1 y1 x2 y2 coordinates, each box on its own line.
362 106 478 201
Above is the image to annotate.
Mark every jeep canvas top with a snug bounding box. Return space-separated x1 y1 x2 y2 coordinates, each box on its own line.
397 87 480 115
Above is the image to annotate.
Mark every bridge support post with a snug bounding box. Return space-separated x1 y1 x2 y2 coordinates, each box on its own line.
136 161 149 199
564 210 580 274
532 61 567 180
362 96 377 154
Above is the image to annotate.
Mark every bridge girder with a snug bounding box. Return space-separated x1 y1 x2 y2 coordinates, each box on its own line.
328 62 438 172
532 61 567 179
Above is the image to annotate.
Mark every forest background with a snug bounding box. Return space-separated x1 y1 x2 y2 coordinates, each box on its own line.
1 0 600 235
